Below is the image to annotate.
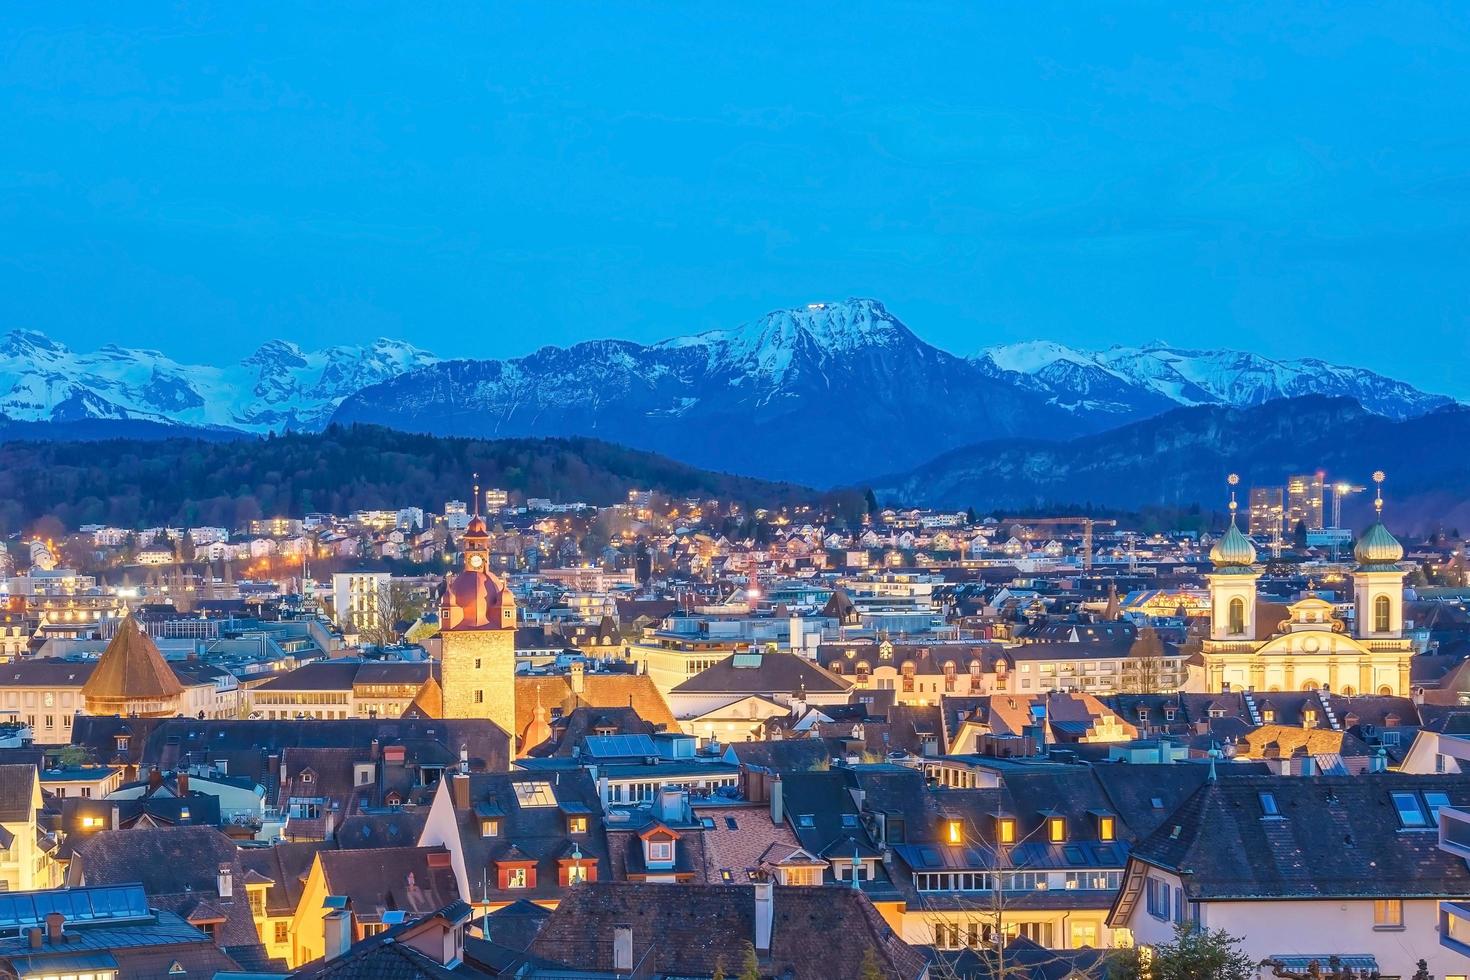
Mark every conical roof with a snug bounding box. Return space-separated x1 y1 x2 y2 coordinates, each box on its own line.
81 617 184 700
1209 521 1257 570
1355 521 1404 569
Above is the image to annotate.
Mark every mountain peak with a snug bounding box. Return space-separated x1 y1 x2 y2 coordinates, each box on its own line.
0 329 67 359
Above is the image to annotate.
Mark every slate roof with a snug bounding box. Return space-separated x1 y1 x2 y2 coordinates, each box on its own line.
237 840 324 917
1129 773 1470 900
528 882 927 980
672 650 851 695
0 764 37 823
317 847 461 924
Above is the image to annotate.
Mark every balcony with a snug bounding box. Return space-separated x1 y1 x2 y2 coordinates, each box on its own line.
1439 805 1470 861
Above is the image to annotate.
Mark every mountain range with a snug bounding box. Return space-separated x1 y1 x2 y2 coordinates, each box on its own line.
0 299 1455 489
872 396 1470 532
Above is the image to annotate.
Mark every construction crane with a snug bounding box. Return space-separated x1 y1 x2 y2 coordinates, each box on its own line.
1007 516 1118 570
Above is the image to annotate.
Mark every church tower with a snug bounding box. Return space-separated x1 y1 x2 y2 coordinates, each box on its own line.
439 479 517 760
1352 471 1407 640
1206 474 1261 643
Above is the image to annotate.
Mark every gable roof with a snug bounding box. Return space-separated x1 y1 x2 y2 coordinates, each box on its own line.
672 650 851 695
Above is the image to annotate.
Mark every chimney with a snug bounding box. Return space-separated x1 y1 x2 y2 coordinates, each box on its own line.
370 738 381 762
769 773 784 826
323 909 353 961
110 804 121 830
450 772 470 810
1301 754 1317 778
148 768 163 791
598 775 610 811
753 877 774 953
569 661 585 696
613 925 633 972
217 863 233 897
176 772 189 796
459 744 469 774
268 753 281 787
44 912 64 945
26 927 41 950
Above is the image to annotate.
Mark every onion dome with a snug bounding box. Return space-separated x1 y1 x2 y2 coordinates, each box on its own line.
1210 473 1257 572
1355 469 1404 570
1210 521 1258 570
1354 521 1403 569
462 515 490 550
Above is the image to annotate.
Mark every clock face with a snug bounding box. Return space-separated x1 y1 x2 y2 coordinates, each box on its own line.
43 692 54 707
468 554 484 570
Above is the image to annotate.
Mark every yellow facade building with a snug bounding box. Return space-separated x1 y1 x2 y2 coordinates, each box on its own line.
1203 477 1412 696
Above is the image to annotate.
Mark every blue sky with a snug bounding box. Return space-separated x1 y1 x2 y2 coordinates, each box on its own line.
3 3 1470 394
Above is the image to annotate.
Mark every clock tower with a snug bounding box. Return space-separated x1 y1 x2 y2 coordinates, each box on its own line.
439 483 517 759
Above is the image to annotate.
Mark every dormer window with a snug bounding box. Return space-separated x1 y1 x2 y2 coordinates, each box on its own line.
568 816 588 835
1262 709 1276 723
1047 816 1067 843
1303 709 1318 727
1097 815 1116 842
1163 707 1177 722
648 840 673 862
480 819 500 838
945 819 964 845
301 772 313 784
995 816 1016 844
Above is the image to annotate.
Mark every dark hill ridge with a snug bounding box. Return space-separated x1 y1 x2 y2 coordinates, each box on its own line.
871 396 1470 533
0 424 811 533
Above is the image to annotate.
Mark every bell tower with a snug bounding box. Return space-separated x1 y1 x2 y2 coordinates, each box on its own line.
1206 474 1261 643
439 475 517 762
1352 471 1406 640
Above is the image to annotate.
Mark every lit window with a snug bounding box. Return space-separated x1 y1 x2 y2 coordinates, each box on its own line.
506 867 528 889
996 817 1016 844
1047 816 1066 843
1098 816 1116 842
1391 791 1427 828
1373 898 1403 929
566 863 588 884
946 820 963 845
568 816 587 834
480 819 499 838
1374 595 1391 633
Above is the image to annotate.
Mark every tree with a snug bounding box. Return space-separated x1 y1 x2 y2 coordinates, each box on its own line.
1121 626 1167 694
1110 923 1255 980
864 488 879 516
55 745 95 768
860 946 884 980
737 940 759 980
1293 519 1309 551
711 956 726 980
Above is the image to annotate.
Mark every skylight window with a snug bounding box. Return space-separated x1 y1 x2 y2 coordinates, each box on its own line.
1257 792 1280 818
512 781 558 808
841 813 860 829
1424 791 1452 823
1392 791 1428 828
796 814 816 829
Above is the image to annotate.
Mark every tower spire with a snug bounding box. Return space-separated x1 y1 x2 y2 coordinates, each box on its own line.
1227 473 1240 526
472 471 481 519
1372 469 1385 518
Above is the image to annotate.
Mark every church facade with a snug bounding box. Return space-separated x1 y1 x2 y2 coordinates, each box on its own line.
1202 479 1413 696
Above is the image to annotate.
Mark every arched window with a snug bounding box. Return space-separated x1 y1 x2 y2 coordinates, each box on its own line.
1373 595 1391 633
1227 597 1245 636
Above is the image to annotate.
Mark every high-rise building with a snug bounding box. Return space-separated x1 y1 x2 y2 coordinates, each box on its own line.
1248 487 1284 539
484 487 509 511
1286 473 1324 531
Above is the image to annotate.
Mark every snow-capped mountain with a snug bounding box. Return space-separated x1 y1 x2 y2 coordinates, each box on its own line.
974 340 1450 422
0 299 1453 488
333 299 1075 485
0 332 437 431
